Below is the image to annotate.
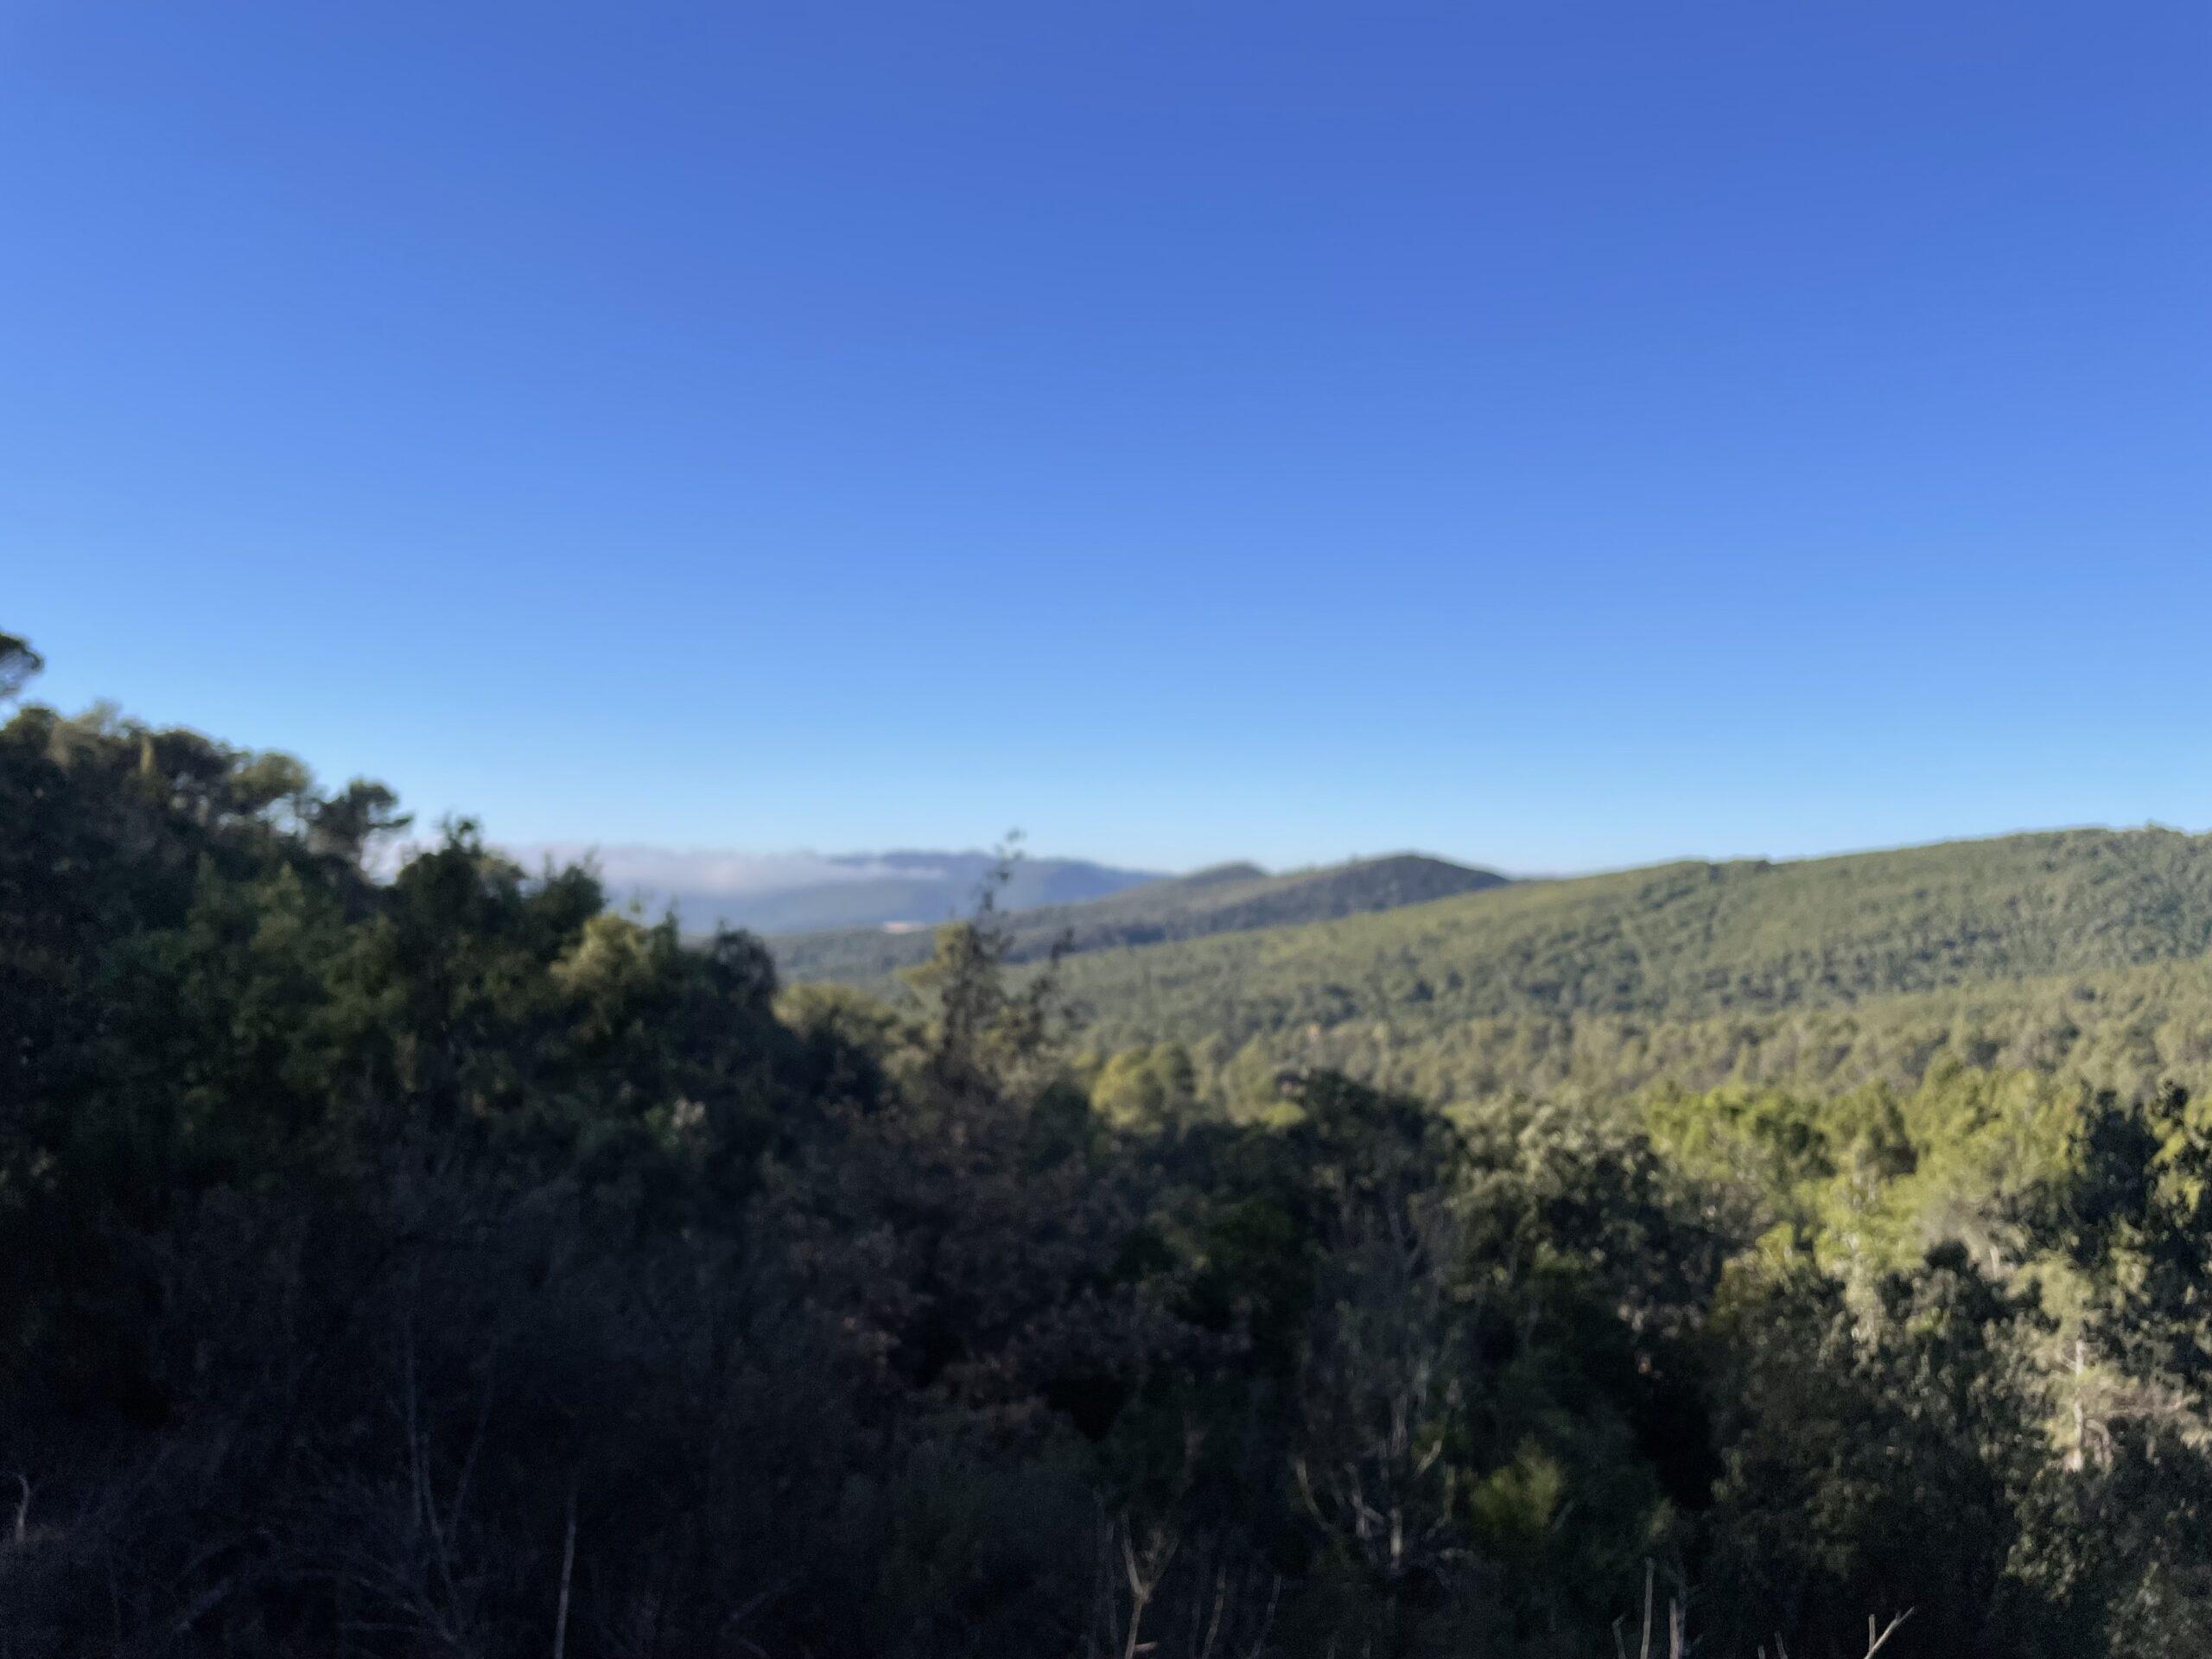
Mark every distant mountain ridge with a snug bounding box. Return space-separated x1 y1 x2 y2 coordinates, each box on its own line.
635 850 1163 936
772 852 1511 982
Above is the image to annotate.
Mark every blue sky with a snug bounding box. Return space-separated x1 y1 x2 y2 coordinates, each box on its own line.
4 1 2208 874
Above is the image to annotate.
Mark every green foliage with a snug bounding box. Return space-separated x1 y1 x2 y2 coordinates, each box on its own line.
1092 1040 1203 1133
1706 1244 2049 1658
0 629 42 702
2018 1084 2212 1412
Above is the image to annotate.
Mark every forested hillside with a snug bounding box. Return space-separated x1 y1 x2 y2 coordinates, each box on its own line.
1019 829 2212 1112
12 628 2212 1658
772 851 1508 982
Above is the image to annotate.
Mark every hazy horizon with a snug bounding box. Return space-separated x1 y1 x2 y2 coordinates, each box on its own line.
483 820 2209 914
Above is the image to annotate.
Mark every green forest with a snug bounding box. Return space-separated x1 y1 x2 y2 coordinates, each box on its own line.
1026 830 2212 1119
11 628 2212 1657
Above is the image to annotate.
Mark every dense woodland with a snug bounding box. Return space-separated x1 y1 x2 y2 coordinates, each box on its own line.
997 830 2212 1122
11 627 2212 1656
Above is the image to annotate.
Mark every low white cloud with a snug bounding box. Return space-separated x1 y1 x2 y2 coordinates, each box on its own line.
502 845 898 898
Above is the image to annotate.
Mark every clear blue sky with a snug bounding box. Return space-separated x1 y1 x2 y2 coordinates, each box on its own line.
5 1 2207 874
